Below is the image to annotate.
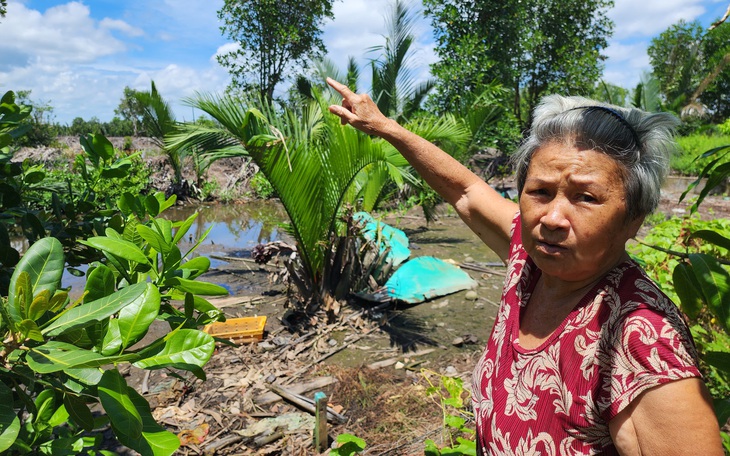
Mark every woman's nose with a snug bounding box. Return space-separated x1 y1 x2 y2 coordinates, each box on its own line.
541 198 570 229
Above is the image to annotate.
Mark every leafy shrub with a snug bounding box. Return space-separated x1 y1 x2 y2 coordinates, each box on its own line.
249 171 275 199
673 134 730 175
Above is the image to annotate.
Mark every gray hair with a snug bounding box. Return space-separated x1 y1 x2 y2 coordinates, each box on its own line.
512 94 680 221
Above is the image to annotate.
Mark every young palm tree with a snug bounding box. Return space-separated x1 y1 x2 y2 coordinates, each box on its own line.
134 81 190 194
166 91 416 308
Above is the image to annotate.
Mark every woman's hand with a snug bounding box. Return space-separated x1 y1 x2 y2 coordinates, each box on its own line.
327 78 392 136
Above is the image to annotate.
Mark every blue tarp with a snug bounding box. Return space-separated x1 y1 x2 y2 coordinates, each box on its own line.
353 212 410 267
383 256 477 304
354 212 477 304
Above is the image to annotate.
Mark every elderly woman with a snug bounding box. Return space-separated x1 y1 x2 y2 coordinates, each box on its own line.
326 78 723 455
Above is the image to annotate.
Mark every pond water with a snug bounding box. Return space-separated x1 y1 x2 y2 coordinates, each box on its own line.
52 200 292 294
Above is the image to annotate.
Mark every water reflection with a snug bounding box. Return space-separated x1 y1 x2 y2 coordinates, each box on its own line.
163 201 290 251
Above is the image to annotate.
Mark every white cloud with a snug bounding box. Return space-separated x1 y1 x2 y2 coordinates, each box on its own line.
100 18 144 37
0 1 128 66
609 0 706 39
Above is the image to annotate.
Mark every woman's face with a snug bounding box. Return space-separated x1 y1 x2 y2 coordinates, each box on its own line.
520 141 643 284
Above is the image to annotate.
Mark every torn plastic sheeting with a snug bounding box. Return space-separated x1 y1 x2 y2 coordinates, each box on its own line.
353 212 410 267
383 256 477 304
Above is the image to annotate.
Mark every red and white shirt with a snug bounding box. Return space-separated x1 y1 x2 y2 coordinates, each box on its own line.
472 214 701 455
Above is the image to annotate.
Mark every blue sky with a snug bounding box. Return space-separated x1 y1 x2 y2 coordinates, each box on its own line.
0 0 726 124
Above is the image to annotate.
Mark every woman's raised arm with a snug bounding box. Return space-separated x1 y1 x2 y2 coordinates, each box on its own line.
326 78 518 261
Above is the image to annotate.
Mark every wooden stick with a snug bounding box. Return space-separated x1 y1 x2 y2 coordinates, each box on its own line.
314 392 328 453
267 384 346 424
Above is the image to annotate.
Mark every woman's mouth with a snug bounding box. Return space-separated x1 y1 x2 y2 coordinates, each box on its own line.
536 240 566 255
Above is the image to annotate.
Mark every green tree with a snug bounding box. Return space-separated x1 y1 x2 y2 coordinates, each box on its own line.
217 0 335 101
115 86 145 136
647 20 704 111
648 19 730 121
423 0 613 128
1 0 7 17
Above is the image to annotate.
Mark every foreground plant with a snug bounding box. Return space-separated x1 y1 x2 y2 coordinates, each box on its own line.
0 191 225 455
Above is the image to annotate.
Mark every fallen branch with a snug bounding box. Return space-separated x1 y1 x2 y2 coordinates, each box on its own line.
266 384 347 424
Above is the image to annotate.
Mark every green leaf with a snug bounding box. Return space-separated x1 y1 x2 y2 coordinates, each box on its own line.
714 398 730 427
8 237 64 326
98 370 143 439
80 237 149 264
137 225 171 254
117 283 161 350
166 277 228 296
64 368 103 385
672 262 703 320
180 256 210 277
28 341 139 373
113 388 180 456
144 194 160 217
101 319 123 356
172 212 198 244
688 253 730 332
85 264 116 303
64 394 94 432
18 319 43 342
690 229 730 252
0 382 20 452
42 282 148 336
133 329 215 380
184 292 194 319
704 351 730 374
27 289 51 320
331 433 367 456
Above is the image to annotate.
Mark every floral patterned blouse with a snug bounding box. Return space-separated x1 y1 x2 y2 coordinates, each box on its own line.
472 213 701 455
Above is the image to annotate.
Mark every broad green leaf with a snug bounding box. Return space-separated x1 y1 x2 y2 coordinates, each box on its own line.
64 394 94 432
34 389 57 425
101 319 122 355
690 229 730 252
0 382 20 452
85 264 116 303
184 292 194 319
28 341 138 373
689 253 730 332
14 271 32 320
180 256 210 276
137 225 171 254
154 218 173 244
27 289 51 321
42 283 148 336
166 277 228 296
18 319 43 342
163 246 182 276
117 283 160 350
715 398 730 427
672 263 703 320
48 290 69 312
172 212 198 244
65 368 103 385
8 237 64 325
133 329 214 380
80 237 148 264
144 194 160 217
113 388 180 456
704 351 730 374
98 370 143 439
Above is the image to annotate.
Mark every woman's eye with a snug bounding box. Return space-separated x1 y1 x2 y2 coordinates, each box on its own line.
576 194 596 203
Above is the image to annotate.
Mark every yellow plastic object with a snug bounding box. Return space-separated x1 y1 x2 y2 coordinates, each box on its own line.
203 316 267 343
